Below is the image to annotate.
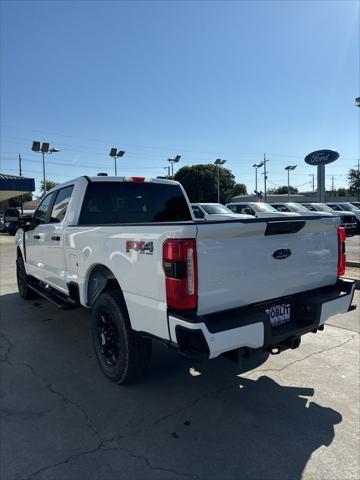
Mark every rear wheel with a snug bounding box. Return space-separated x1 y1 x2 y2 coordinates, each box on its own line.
16 256 38 299
91 290 152 384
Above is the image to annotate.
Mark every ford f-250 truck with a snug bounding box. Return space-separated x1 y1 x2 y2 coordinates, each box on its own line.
15 175 355 384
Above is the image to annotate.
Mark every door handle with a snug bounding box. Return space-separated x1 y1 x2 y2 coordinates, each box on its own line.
51 236 61 241
33 235 40 240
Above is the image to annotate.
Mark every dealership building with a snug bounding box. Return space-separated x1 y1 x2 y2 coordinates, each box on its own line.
0 173 35 212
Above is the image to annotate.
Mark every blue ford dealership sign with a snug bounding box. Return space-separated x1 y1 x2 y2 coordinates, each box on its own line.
304 149 339 166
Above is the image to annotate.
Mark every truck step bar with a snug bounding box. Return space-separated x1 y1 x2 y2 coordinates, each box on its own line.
28 281 79 309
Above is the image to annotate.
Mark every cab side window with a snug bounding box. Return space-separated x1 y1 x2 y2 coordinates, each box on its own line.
243 206 255 215
33 193 54 225
50 186 74 223
192 206 205 219
275 205 289 212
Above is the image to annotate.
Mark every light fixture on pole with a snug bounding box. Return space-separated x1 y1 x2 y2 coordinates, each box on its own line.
109 148 125 176
214 158 227 203
285 165 297 201
167 155 181 179
253 161 265 195
32 141 60 195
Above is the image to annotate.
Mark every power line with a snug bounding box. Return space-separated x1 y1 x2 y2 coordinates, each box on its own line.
3 124 359 161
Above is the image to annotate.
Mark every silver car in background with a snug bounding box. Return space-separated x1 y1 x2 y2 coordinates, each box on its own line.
302 203 357 236
191 203 254 221
270 202 333 217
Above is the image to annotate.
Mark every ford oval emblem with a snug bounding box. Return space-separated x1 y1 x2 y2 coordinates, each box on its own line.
273 248 292 260
304 149 339 166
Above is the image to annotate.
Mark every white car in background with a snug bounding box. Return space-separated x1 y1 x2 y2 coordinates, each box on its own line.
191 203 254 221
270 202 333 217
226 202 301 218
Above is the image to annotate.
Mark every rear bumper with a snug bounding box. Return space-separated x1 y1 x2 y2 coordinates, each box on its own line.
168 278 356 360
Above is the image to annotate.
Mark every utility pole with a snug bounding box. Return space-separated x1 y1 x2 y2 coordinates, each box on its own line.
309 174 315 193
263 153 268 202
331 176 335 193
19 154 23 214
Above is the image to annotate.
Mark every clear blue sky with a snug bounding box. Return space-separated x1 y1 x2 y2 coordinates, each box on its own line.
1 0 359 196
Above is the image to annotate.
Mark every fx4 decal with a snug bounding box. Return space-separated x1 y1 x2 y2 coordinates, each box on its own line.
126 240 154 255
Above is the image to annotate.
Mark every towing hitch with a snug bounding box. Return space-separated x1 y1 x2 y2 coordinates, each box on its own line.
269 336 301 355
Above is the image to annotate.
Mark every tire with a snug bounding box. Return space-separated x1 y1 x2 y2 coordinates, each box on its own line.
91 290 152 384
8 225 17 236
16 256 38 300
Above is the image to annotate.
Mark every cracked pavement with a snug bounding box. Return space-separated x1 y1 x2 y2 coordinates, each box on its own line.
0 234 359 480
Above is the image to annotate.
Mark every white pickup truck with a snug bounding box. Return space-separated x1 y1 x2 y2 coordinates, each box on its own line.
15 175 355 384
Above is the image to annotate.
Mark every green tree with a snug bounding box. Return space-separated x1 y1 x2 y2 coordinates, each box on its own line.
337 187 347 197
348 168 360 198
267 185 299 195
40 180 59 196
231 183 247 197
174 164 236 203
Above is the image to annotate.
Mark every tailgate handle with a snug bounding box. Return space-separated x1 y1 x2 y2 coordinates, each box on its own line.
265 221 305 236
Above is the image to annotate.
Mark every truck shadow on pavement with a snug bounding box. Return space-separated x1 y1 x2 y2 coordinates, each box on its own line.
1 293 343 480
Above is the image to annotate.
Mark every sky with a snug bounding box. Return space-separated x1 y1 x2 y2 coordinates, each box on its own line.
1 0 359 196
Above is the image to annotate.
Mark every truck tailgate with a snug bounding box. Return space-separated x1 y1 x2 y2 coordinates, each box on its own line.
195 216 339 315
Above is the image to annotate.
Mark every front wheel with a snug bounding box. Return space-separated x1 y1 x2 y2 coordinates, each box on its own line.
91 290 152 384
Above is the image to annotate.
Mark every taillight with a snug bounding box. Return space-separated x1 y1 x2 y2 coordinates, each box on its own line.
163 239 198 310
337 226 346 277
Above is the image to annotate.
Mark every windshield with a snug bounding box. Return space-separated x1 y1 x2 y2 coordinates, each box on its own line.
287 203 311 213
252 203 278 213
202 204 234 214
312 204 334 213
339 202 360 212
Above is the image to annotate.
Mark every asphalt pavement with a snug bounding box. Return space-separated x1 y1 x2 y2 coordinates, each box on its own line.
0 234 359 480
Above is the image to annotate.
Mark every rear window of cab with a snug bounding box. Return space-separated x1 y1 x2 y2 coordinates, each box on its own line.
78 182 192 224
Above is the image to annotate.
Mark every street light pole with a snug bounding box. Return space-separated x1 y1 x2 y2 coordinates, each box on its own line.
285 165 297 201
109 149 125 176
253 161 265 199
32 141 60 196
214 159 227 203
253 164 258 192
42 151 46 194
167 155 181 180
